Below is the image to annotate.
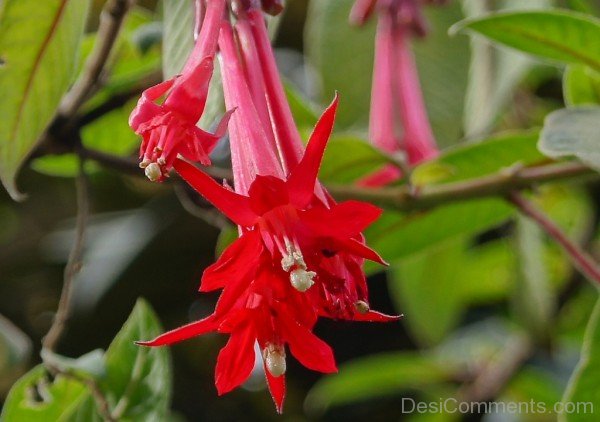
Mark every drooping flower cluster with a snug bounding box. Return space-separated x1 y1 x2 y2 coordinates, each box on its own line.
131 0 398 413
351 0 442 186
129 0 232 181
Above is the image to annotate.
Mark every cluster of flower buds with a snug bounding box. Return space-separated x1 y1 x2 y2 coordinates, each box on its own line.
131 0 399 412
351 0 443 186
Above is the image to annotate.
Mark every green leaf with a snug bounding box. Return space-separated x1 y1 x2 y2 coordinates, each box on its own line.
0 0 91 199
320 135 391 184
99 298 172 420
284 81 318 130
215 225 238 258
539 106 600 171
305 0 470 146
305 352 455 415
162 0 194 79
561 298 600 421
564 65 600 106
366 198 513 270
388 238 470 345
451 10 600 72
411 130 544 186
40 349 105 380
1 365 88 421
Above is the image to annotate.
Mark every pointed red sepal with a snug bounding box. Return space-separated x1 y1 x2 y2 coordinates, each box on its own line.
215 324 256 395
281 313 338 374
335 237 388 266
287 94 339 208
302 200 383 239
165 57 214 122
129 78 176 131
174 159 258 227
201 230 261 292
136 315 218 347
264 363 286 414
353 310 402 322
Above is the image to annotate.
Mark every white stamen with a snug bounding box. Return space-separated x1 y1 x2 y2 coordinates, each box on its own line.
263 344 286 377
290 268 316 292
139 159 150 169
157 156 166 166
145 162 162 181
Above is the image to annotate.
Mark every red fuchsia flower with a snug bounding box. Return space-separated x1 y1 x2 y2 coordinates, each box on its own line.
351 0 441 186
128 0 231 181
139 5 399 413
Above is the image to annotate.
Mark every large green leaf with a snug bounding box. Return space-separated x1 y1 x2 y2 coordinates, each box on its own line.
539 106 600 171
366 198 513 270
366 131 547 266
561 298 600 421
411 130 544 186
563 65 600 106
389 237 470 345
162 0 194 79
305 352 455 414
320 135 391 184
1 365 88 421
98 298 172 421
305 0 469 146
451 10 600 72
0 0 91 199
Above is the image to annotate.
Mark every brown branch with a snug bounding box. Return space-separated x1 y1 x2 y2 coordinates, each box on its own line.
507 191 600 285
59 0 136 117
328 161 594 212
457 335 533 403
42 159 89 352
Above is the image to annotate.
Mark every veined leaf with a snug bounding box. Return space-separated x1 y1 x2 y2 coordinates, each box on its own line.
563 65 600 106
0 0 91 199
305 352 455 415
451 10 600 72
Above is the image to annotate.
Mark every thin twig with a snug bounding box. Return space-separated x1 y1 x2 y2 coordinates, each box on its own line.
174 182 231 229
59 0 136 116
507 191 600 285
44 363 115 422
77 69 163 127
79 146 234 180
457 335 533 403
42 158 89 352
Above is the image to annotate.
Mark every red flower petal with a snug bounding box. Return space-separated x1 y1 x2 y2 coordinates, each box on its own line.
333 237 388 266
287 94 339 208
201 230 261 292
129 78 176 131
215 324 256 395
349 0 378 25
281 313 337 374
264 363 286 414
248 175 290 215
136 315 218 347
174 159 258 226
302 200 382 239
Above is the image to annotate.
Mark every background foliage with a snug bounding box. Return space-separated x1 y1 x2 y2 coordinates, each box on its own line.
1 0 600 420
